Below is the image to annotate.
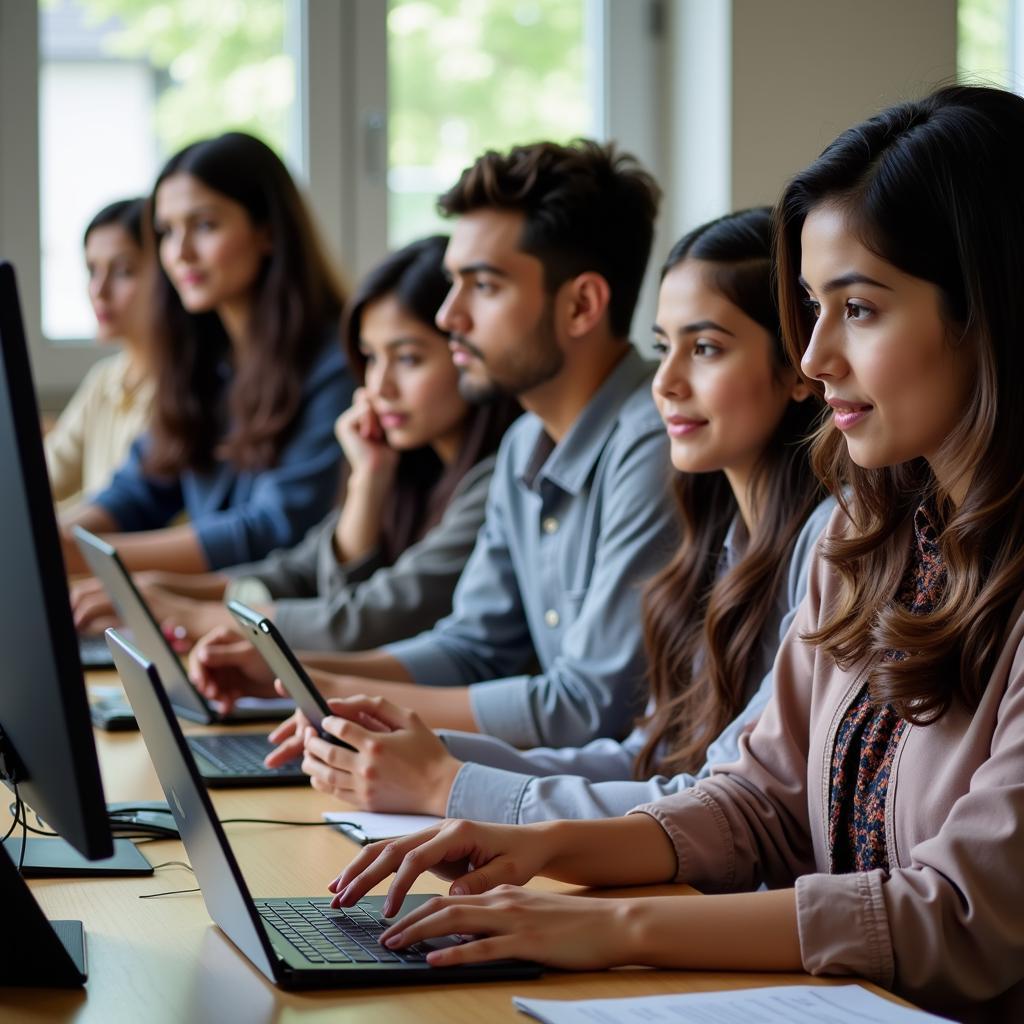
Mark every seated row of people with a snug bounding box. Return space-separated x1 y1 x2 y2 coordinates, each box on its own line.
58 132 353 576
198 205 835 826
55 83 1024 1019
71 234 519 652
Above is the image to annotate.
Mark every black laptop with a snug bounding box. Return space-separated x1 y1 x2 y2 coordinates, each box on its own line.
74 527 303 786
106 629 541 989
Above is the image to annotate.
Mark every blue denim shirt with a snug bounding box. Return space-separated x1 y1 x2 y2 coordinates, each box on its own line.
384 346 679 747
92 334 353 570
439 496 837 822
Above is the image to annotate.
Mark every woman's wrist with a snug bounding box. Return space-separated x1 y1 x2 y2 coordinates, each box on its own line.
611 898 657 966
346 466 397 499
532 819 583 878
426 754 463 817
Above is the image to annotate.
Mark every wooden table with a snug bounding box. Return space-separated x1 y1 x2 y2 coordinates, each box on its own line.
2 672 908 1024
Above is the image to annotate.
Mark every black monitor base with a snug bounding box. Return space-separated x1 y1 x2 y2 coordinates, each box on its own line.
6 836 152 877
0 917 86 989
1 845 87 986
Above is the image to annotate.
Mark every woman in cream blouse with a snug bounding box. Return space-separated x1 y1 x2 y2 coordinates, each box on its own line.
45 197 153 507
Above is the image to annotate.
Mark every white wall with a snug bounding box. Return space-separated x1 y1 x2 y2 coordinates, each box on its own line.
662 0 958 250
731 0 957 209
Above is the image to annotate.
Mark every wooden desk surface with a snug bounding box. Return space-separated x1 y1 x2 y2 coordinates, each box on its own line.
3 672 905 1024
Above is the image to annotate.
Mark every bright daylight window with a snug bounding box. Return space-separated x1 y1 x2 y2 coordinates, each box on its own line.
958 0 1013 86
387 0 595 247
39 0 298 342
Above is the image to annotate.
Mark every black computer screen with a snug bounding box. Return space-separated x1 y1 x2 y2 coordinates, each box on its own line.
0 261 112 860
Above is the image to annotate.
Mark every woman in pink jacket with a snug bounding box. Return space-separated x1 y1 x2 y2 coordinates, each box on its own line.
325 85 1024 1022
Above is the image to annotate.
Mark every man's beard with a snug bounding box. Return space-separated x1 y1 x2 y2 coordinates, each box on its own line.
455 300 563 404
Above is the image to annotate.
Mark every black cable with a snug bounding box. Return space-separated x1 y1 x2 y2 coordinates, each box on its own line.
106 807 349 829
3 785 30 870
17 787 27 872
219 817 352 827
137 860 197 899
6 801 354 871
0 799 18 844
30 815 57 836
106 805 175 817
139 887 201 899
5 803 58 837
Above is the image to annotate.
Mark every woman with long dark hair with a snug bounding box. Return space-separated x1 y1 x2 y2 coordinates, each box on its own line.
251 208 832 818
329 86 1024 1021
62 132 353 579
46 197 151 507
77 236 520 653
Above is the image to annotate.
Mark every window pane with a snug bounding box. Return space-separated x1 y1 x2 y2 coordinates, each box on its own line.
39 0 299 342
387 0 594 247
958 0 1011 86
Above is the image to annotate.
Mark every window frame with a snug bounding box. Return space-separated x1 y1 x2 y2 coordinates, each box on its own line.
0 0 662 403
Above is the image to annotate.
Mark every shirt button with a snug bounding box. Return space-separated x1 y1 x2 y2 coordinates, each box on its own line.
544 609 560 628
542 516 559 535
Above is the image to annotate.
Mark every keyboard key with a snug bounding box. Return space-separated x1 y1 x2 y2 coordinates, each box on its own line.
260 898 451 966
188 734 295 777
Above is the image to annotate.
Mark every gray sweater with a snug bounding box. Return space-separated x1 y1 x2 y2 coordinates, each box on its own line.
224 455 496 651
438 496 836 823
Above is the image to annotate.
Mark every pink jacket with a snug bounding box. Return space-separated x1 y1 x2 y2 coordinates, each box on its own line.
633 506 1024 1023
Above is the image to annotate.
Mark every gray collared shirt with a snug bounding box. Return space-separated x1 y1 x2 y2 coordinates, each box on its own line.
438 496 837 823
384 347 679 747
223 456 498 652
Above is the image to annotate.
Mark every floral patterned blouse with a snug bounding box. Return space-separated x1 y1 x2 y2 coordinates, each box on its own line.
828 499 946 873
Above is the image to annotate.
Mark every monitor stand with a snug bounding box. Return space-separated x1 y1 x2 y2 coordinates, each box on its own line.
5 836 152 877
0 843 86 987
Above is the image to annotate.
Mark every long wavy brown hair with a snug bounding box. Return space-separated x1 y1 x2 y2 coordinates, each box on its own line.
776 85 1024 724
342 235 521 563
636 209 824 779
144 132 346 475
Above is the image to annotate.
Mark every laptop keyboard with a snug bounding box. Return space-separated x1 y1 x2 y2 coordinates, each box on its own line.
187 733 297 778
80 633 115 668
256 899 440 964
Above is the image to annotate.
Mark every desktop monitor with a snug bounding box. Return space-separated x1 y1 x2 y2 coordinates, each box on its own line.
0 261 112 860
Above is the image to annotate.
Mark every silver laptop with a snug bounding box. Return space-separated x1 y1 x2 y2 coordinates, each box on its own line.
74 527 303 786
106 629 541 989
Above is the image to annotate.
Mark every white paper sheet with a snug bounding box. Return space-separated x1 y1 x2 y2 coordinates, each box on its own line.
322 810 443 844
512 984 949 1023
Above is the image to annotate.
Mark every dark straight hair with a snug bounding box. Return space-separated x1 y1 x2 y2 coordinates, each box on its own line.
636 208 824 779
342 235 521 563
84 197 146 248
775 84 1024 723
145 132 346 475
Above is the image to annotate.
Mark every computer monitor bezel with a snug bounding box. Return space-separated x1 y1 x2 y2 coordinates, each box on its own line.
0 260 112 861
